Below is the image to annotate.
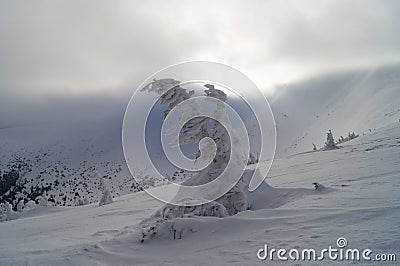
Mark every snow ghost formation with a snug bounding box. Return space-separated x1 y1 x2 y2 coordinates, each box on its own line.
96 171 113 206
141 79 251 218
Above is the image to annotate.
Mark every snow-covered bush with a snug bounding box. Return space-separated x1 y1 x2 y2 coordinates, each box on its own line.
24 200 37 210
348 132 358 140
139 199 228 242
337 131 359 144
215 182 250 215
161 200 228 219
95 171 113 206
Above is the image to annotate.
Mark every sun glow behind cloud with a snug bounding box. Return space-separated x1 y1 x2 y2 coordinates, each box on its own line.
0 0 400 127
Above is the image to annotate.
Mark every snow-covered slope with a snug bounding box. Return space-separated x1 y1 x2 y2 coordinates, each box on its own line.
0 118 140 207
1 64 399 209
1 122 399 265
271 64 400 157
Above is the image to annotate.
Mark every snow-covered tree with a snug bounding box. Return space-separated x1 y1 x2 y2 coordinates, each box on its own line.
142 78 209 148
0 203 5 215
5 202 13 216
324 130 337 150
16 199 24 212
0 202 15 222
76 197 89 206
312 143 317 151
140 79 252 241
95 171 113 206
36 195 48 207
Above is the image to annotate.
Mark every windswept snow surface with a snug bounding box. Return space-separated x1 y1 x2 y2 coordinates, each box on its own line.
271 64 400 157
1 123 399 265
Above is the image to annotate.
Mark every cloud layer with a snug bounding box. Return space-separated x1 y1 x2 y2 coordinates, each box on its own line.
1 0 400 127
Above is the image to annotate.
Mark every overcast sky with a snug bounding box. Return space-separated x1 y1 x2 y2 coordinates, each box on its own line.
1 0 400 128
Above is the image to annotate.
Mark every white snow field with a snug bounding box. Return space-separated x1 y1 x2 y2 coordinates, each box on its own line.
1 122 399 265
1 64 400 265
